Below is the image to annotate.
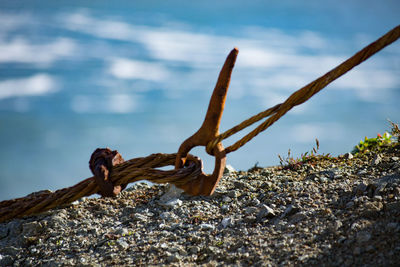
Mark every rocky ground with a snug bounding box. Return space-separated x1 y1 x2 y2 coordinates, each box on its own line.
1 142 399 266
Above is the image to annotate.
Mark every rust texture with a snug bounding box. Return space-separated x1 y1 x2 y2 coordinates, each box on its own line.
0 25 399 222
174 48 238 196
89 148 127 197
207 25 400 154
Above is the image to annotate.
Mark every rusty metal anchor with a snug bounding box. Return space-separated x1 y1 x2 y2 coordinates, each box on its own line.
174 48 238 196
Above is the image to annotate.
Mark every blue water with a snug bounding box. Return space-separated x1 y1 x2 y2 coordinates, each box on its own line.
0 1 399 201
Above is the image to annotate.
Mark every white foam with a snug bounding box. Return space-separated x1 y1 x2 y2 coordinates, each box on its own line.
0 37 76 66
0 74 57 99
70 94 139 114
58 11 400 104
109 58 169 81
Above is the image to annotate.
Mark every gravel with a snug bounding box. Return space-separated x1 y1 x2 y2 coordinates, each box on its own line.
1 144 399 266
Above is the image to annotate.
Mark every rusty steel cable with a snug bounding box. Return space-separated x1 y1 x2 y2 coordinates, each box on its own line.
0 25 399 223
0 153 202 222
207 24 400 154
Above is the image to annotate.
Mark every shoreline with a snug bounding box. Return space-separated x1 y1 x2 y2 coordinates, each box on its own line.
1 142 399 266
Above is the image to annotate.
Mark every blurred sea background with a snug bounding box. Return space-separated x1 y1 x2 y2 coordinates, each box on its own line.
0 0 399 201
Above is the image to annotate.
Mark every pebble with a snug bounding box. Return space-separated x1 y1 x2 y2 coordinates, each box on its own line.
319 176 329 183
387 222 399 231
222 196 232 203
159 184 183 202
221 204 230 213
159 198 182 208
356 231 372 243
344 152 353 159
355 182 368 195
1 142 399 266
199 223 215 231
220 217 233 228
227 190 240 198
334 220 343 230
385 201 400 212
244 206 259 215
346 201 355 209
282 204 300 218
372 154 382 165
224 164 236 174
160 212 176 221
116 239 129 250
257 204 276 220
289 212 307 224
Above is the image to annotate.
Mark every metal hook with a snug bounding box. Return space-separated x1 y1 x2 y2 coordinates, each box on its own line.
174 48 238 196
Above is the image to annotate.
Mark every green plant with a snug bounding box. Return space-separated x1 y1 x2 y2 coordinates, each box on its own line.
388 120 400 142
106 240 116 247
248 162 263 172
278 139 332 170
352 132 392 154
215 240 224 247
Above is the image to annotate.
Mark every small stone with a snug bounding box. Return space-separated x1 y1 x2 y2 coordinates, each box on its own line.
0 247 20 257
222 196 232 203
357 169 367 175
344 153 353 159
221 217 233 228
160 184 183 202
261 181 273 189
289 212 307 224
386 201 400 212
199 223 215 231
116 239 129 250
159 199 182 208
355 182 368 195
353 247 361 255
166 254 180 263
221 204 230 213
244 215 256 223
160 212 177 222
250 198 261 206
346 201 355 209
334 220 343 231
0 255 14 266
392 156 399 161
71 200 80 205
257 205 276 220
394 187 400 196
233 181 246 190
356 231 371 243
0 227 8 239
22 221 43 236
361 209 380 219
372 154 382 165
244 207 259 216
366 245 375 252
115 228 129 236
298 255 309 261
224 164 236 174
319 176 329 183
387 222 399 231
132 214 147 222
227 190 240 198
189 246 200 254
378 174 400 184
282 205 299 218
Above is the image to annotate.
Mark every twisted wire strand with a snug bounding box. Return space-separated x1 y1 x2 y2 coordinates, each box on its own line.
207 25 400 154
0 153 202 223
1 25 399 223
